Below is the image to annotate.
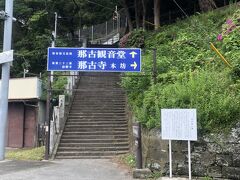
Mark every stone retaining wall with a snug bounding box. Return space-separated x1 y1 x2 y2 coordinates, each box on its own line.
139 124 240 179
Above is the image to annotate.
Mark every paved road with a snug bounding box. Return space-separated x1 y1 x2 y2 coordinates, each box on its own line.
0 159 135 180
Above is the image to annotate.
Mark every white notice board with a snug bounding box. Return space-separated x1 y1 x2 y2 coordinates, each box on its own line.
161 109 197 141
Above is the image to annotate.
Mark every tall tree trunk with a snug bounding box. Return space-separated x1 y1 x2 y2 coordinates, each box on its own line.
134 0 140 29
198 0 217 12
141 0 146 30
122 0 133 32
154 0 160 30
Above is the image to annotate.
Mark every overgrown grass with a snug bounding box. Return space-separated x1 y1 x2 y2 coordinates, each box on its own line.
6 146 45 161
122 4 240 132
117 153 136 168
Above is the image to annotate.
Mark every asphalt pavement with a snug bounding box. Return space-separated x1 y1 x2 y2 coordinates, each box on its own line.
0 159 135 180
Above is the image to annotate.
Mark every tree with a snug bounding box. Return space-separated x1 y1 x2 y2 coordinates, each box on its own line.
134 0 140 29
154 0 160 30
198 0 217 12
141 0 147 30
121 0 133 31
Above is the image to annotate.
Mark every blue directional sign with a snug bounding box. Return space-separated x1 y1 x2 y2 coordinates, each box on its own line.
47 47 141 72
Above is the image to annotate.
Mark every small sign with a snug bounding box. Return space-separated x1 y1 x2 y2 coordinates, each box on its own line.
47 47 141 72
161 109 197 141
0 50 14 64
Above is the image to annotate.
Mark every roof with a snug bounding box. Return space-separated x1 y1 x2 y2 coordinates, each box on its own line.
0 77 42 100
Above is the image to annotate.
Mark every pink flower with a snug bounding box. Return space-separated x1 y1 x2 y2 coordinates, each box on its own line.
226 19 233 25
217 34 223 41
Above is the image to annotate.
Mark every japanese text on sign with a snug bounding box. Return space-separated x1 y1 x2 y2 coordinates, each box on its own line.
47 48 141 72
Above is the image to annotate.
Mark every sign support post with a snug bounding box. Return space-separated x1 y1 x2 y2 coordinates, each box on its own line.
161 109 197 179
0 0 13 161
169 140 172 178
188 140 191 180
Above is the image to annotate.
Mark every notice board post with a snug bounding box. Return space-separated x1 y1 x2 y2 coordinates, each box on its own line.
161 109 197 179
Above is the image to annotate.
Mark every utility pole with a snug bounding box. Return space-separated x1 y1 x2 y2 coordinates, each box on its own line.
0 0 13 161
51 12 58 82
45 12 57 159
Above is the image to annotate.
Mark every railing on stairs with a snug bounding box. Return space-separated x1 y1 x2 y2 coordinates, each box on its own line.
76 9 127 45
48 74 81 158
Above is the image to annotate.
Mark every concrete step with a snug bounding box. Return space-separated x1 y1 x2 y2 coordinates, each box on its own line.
64 127 127 132
56 72 129 159
72 101 125 105
68 111 126 114
62 131 128 136
67 119 127 122
58 142 129 148
70 106 125 110
60 139 129 144
67 116 127 119
56 150 128 157
65 124 128 129
70 110 126 113
66 121 127 126
55 155 113 159
71 102 125 106
68 112 126 116
61 134 128 139
57 146 129 152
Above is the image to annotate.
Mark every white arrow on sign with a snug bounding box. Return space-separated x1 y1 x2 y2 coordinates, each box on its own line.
130 61 138 69
130 51 137 58
0 50 14 64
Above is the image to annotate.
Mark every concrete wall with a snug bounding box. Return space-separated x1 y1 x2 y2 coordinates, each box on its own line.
139 125 240 179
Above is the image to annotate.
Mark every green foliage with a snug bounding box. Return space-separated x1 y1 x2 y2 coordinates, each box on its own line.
126 29 147 48
122 5 240 132
41 72 68 100
6 146 45 161
118 153 136 168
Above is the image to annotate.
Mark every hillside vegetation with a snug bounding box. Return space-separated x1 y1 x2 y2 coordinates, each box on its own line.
122 4 240 133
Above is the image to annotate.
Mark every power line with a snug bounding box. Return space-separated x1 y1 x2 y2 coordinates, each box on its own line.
172 0 189 18
84 0 114 11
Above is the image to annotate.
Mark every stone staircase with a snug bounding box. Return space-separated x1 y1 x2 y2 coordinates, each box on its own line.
56 72 129 159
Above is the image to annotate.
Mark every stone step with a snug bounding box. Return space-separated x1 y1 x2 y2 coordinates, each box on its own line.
72 101 125 105
70 106 125 109
56 72 129 159
68 115 127 118
67 118 127 122
70 109 125 112
58 142 129 148
68 112 126 115
60 138 128 143
57 146 129 152
56 150 128 157
72 102 125 105
69 111 126 116
55 155 114 159
61 134 128 139
67 116 127 119
65 124 128 128
64 126 127 131
66 121 127 126
62 131 128 136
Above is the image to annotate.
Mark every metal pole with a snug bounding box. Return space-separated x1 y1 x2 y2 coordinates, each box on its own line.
106 21 108 38
136 122 142 169
169 140 172 178
188 140 192 180
45 72 51 160
51 12 57 83
153 49 157 84
91 25 94 43
0 0 13 161
54 12 57 45
78 29 81 42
